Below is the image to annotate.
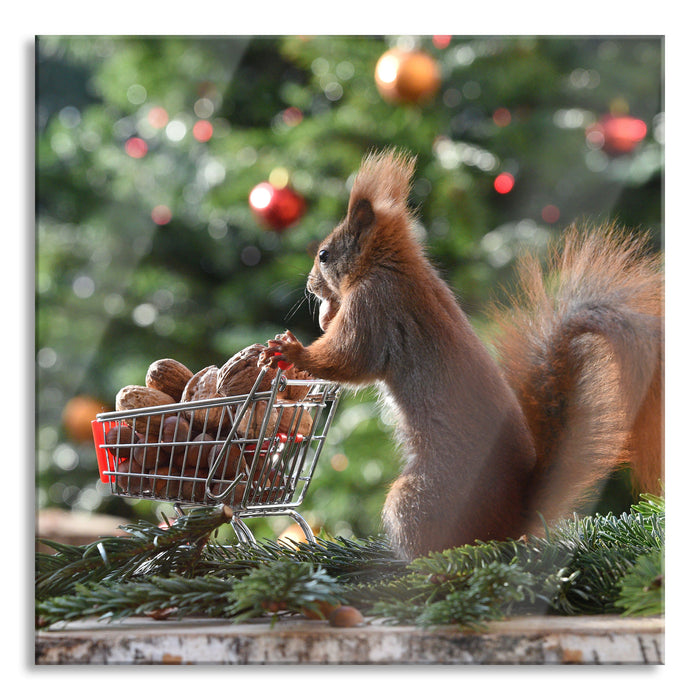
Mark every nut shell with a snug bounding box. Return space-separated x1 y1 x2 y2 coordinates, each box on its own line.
328 605 365 628
181 366 228 433
132 436 168 471
208 442 247 482
115 456 149 494
276 400 313 436
105 423 141 457
115 385 176 437
280 366 315 401
159 416 192 460
238 401 279 438
146 358 194 402
217 344 276 397
152 467 206 502
184 432 215 468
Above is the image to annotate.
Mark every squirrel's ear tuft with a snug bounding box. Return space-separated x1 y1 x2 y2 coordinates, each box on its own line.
349 148 417 210
348 197 375 237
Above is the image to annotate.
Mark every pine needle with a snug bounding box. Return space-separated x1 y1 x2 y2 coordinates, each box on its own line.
35 496 664 629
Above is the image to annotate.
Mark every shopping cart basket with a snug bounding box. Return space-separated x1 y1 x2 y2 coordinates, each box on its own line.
92 367 341 544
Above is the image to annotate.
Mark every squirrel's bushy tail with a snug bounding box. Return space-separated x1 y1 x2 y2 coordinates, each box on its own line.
490 224 664 531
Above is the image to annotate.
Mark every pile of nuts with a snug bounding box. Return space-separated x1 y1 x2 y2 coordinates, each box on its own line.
103 343 316 504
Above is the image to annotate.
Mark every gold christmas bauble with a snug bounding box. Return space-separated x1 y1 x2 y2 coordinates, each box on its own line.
62 395 107 443
374 48 441 104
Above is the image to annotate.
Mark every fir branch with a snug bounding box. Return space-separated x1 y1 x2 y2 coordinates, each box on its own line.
35 506 234 601
349 505 664 625
227 560 346 623
615 549 664 617
186 534 406 585
36 561 346 628
632 493 666 529
362 560 538 630
35 497 665 629
546 510 664 615
414 561 537 630
36 575 237 626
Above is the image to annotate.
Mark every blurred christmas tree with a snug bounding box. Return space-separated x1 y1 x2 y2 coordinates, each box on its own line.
35 35 663 538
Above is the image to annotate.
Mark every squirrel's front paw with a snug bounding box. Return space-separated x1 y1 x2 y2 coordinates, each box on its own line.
261 331 303 370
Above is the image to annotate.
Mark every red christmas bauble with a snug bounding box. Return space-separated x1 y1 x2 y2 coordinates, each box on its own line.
249 182 306 231
586 114 647 155
374 48 441 105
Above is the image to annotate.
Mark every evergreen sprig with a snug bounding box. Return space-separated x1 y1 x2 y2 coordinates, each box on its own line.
189 533 406 584
615 549 664 617
346 496 664 628
36 561 347 627
35 505 234 601
227 560 345 623
35 496 664 630
36 575 236 625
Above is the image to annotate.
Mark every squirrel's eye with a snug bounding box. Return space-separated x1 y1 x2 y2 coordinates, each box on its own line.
318 249 329 264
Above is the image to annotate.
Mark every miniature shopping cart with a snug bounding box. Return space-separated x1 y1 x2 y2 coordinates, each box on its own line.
92 368 341 544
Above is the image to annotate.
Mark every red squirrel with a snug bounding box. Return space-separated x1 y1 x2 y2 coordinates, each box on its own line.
263 148 664 560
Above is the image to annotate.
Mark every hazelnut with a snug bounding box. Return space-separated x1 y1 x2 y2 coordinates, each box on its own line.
159 415 192 460
301 600 341 621
132 436 168 471
276 400 313 437
114 456 149 494
329 606 365 628
208 442 246 481
105 423 141 457
183 432 215 468
153 467 206 502
238 401 279 438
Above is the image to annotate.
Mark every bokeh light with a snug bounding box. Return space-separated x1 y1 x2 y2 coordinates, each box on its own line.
126 84 147 105
432 35 452 49
241 245 262 266
282 107 303 127
541 204 561 223
124 136 148 158
493 108 511 127
249 182 274 211
147 106 169 129
194 97 215 119
331 453 349 472
193 119 213 142
165 119 187 142
132 302 158 326
269 167 290 189
494 172 515 194
586 115 647 155
375 52 400 85
151 204 172 225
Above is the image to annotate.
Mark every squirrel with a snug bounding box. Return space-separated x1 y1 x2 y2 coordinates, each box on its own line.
263 148 664 560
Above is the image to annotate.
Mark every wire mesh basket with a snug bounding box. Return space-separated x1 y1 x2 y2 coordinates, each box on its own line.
92 367 341 544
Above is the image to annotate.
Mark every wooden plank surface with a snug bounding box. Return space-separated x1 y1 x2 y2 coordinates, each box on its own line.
35 615 664 665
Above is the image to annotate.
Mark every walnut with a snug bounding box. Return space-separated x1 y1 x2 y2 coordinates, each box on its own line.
217 344 276 397
115 385 176 437
145 358 194 402
181 365 229 434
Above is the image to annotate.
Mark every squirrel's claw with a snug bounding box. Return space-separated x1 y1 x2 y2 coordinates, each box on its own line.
260 331 300 369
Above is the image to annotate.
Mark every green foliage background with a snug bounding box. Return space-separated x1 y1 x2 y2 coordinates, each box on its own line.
35 36 663 541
